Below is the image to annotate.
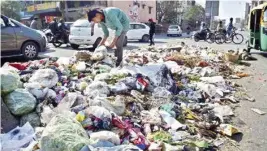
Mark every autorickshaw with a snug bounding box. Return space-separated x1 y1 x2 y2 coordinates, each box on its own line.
247 2 267 53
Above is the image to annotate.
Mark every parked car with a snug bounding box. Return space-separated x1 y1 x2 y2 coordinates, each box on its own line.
1 15 47 60
65 22 74 30
167 25 182 37
127 22 150 42
69 19 127 50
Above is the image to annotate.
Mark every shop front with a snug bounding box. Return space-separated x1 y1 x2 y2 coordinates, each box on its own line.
26 2 62 28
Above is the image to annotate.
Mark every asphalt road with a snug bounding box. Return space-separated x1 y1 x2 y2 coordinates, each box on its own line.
1 32 267 150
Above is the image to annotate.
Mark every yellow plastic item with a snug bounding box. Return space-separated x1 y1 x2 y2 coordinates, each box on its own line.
76 111 86 122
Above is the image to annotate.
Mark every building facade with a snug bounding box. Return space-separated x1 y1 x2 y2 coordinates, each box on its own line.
107 0 156 23
252 0 267 8
24 0 156 25
205 0 220 29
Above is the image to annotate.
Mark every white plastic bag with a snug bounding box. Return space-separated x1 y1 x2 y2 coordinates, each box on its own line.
90 131 120 145
85 106 112 119
76 61 86 72
84 81 110 98
0 122 35 151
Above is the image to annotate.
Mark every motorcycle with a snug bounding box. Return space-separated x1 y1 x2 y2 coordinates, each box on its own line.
52 31 69 48
193 29 215 44
42 28 53 43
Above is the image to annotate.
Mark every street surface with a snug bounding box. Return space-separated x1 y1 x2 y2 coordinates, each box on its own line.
2 32 267 151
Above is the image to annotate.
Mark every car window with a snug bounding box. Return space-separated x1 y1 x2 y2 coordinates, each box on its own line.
0 18 6 27
9 20 17 27
129 24 134 29
169 26 178 29
134 24 146 29
264 8 267 22
73 20 90 27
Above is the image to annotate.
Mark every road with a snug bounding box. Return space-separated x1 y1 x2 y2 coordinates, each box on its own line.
2 32 267 151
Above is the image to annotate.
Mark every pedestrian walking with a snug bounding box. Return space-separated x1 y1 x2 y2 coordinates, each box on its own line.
87 7 130 67
148 18 155 46
30 17 39 30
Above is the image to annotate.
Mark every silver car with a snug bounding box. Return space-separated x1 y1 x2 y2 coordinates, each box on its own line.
1 15 47 59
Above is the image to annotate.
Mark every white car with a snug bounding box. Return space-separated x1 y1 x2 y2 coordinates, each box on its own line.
69 19 104 49
167 25 182 37
127 22 150 42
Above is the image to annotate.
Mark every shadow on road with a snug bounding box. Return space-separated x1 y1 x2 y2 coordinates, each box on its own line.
251 51 267 58
128 41 167 44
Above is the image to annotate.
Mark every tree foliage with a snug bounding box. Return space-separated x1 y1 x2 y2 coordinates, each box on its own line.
184 5 205 27
1 1 22 20
156 1 181 24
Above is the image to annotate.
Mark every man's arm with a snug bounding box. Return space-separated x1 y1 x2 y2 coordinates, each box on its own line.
100 23 109 46
108 15 123 48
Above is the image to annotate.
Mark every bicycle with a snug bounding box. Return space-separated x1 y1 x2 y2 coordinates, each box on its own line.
215 28 244 44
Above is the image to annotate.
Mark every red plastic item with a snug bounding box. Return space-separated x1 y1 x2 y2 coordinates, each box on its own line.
137 78 149 91
9 63 30 70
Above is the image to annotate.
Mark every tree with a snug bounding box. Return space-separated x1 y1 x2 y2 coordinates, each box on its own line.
1 0 22 20
156 1 181 24
184 5 205 28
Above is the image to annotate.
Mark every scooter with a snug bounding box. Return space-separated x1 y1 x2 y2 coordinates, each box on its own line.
193 30 215 44
52 31 69 48
42 28 53 43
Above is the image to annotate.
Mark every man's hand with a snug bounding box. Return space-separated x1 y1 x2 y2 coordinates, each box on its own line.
107 43 116 48
99 37 108 46
108 36 119 48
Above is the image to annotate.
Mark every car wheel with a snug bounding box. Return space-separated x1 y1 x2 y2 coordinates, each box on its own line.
93 38 102 49
142 34 149 42
123 36 127 47
22 41 39 60
71 44 79 49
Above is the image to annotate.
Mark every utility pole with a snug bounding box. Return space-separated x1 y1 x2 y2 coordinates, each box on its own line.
210 1 213 29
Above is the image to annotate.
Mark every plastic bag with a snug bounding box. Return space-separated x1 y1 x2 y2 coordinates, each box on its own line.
85 106 112 119
41 114 91 151
152 87 172 99
80 145 142 151
4 89 37 116
109 82 129 94
89 96 125 116
0 122 35 151
84 81 110 99
200 76 225 84
159 110 185 130
90 131 120 145
0 68 20 95
29 69 59 88
124 64 178 94
24 82 49 99
140 108 162 125
75 61 86 72
91 46 108 61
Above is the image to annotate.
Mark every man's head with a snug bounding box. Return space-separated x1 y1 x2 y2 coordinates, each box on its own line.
53 17 57 22
148 18 153 23
219 20 222 24
230 18 233 22
34 17 38 21
87 8 104 23
60 19 64 23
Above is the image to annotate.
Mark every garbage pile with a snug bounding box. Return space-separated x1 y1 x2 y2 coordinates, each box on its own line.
1 45 249 151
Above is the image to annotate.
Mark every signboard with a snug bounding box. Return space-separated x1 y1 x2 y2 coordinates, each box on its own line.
27 2 57 12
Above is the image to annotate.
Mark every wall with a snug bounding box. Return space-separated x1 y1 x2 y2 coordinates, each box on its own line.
107 0 156 23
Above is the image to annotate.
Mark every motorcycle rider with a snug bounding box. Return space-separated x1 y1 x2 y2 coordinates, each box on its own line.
49 17 59 35
58 19 68 43
199 22 209 39
217 20 226 34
